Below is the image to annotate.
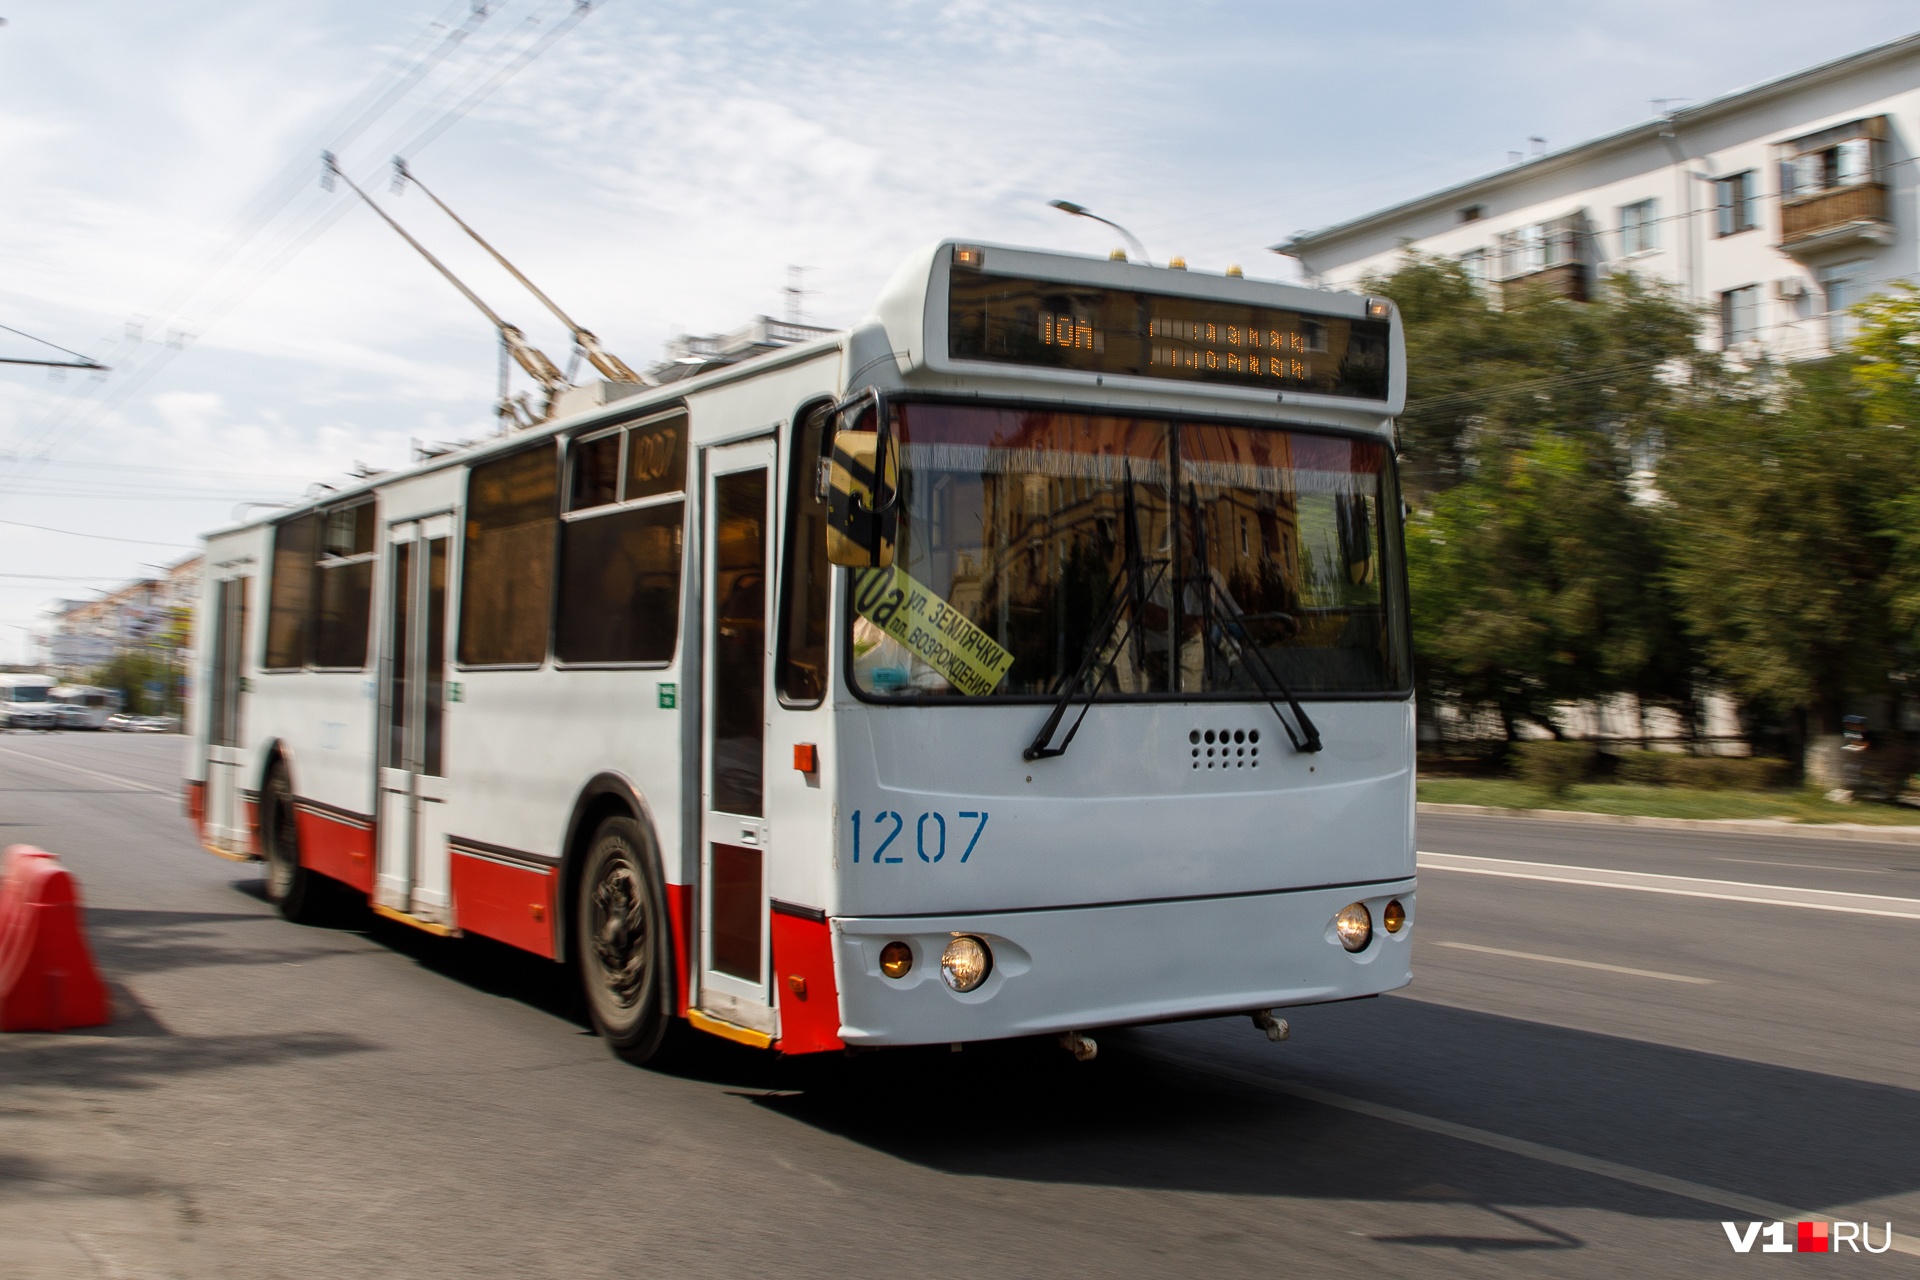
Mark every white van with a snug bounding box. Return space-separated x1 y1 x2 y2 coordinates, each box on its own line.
1 674 58 730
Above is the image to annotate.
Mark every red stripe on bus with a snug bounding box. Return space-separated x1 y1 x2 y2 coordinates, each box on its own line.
184 780 205 832
449 851 556 959
770 911 844 1055
294 805 374 895
243 800 261 857
665 881 692 1015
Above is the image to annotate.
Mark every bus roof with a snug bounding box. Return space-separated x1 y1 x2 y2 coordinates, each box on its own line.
203 240 1403 544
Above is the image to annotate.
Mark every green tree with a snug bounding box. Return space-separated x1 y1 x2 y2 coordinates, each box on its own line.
1367 255 1703 741
1850 282 1920 640
1658 362 1905 784
88 649 177 716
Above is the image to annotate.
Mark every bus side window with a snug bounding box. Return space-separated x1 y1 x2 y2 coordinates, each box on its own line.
555 411 687 665
314 499 377 668
264 513 319 669
459 443 560 666
776 400 832 706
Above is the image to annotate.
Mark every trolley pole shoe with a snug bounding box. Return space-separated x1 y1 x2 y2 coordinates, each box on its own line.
0 845 111 1032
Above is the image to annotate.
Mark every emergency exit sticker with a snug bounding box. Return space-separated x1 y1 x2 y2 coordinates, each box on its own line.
657 682 677 709
852 566 1015 697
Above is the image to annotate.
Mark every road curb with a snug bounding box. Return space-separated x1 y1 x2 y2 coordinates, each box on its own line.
1417 802 1920 845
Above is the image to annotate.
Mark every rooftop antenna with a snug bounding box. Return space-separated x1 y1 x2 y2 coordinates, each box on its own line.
392 157 653 387
323 152 567 428
783 265 812 324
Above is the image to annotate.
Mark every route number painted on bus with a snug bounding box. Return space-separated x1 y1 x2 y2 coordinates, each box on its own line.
850 810 988 864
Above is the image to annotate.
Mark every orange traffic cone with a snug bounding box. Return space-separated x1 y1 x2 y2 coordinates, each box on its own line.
0 845 111 1031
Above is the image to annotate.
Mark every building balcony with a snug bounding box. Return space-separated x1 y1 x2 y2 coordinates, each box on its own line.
1497 261 1588 304
1779 182 1893 256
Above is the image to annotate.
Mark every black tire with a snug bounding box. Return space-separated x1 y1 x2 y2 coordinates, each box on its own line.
262 764 324 923
575 814 678 1064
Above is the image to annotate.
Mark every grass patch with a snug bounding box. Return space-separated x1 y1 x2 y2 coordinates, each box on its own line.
1417 777 1920 825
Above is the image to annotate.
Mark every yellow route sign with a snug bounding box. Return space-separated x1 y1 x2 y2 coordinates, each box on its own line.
852 566 1015 697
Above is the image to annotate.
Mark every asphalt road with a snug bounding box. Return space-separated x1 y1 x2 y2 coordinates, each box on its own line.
2 733 1916 1278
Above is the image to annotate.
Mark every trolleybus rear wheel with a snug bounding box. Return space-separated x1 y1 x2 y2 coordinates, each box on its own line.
576 815 675 1063
262 764 321 923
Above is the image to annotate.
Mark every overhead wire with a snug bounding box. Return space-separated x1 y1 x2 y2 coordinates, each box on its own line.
0 517 200 547
0 1 601 498
4 2 493 462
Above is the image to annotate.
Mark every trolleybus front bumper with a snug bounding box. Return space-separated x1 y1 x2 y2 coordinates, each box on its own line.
831 878 1415 1046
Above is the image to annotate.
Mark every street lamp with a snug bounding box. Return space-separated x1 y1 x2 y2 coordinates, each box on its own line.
1048 200 1147 263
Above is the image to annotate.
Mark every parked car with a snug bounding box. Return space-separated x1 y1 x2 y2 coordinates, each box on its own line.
106 714 178 733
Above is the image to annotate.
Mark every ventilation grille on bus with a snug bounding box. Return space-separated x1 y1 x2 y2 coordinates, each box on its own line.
1190 727 1259 770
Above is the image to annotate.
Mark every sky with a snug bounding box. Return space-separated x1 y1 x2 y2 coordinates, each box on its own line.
1 0 1916 660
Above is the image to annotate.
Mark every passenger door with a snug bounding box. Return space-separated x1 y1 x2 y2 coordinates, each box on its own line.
203 574 249 852
698 438 777 1034
375 515 453 923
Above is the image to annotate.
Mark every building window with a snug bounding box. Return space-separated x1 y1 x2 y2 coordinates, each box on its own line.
1780 124 1883 199
1458 204 1484 224
1619 199 1659 255
1458 247 1488 289
1715 172 1756 236
1819 260 1869 351
1720 285 1760 348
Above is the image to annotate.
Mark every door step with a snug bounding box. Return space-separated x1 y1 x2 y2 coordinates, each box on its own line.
687 1008 774 1049
370 902 460 938
201 841 256 864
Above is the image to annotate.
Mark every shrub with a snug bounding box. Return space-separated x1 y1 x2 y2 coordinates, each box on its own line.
1514 741 1595 799
1611 752 1793 790
1615 751 1670 785
1665 756 1792 790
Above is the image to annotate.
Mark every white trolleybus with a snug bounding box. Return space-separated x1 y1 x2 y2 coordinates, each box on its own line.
185 241 1415 1062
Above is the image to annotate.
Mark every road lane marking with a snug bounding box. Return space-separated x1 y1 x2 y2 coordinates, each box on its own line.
1141 1047 1920 1258
0 743 171 795
1431 940 1714 985
1715 856 1891 874
1417 851 1920 921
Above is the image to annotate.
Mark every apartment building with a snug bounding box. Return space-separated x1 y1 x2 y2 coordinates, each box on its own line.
46 553 201 673
1278 31 1920 359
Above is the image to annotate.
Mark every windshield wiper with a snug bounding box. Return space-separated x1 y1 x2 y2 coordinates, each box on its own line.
1024 469 1165 761
1184 483 1323 754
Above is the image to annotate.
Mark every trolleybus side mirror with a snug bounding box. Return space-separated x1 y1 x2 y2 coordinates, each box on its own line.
824 388 897 568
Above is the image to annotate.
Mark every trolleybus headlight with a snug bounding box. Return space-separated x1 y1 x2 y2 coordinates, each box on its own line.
1334 903 1372 952
880 941 913 979
1383 899 1407 934
940 936 992 992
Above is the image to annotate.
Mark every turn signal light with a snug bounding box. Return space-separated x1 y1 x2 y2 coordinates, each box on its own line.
880 941 912 979
1334 902 1372 952
1383 899 1406 934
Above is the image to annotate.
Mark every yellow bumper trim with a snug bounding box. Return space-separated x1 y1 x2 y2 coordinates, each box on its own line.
202 841 256 864
687 1008 774 1049
371 902 459 937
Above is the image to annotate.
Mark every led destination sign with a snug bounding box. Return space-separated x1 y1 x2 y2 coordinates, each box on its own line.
948 270 1391 400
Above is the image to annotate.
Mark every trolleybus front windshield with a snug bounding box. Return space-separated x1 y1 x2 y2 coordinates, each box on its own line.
849 404 1408 700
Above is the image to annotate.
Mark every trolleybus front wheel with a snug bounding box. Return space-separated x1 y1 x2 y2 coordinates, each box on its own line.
577 815 676 1064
